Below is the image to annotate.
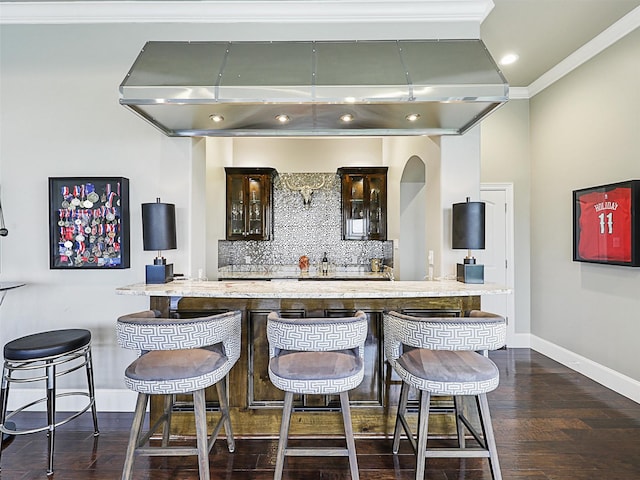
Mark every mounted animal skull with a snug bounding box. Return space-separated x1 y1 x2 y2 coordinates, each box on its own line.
281 176 326 208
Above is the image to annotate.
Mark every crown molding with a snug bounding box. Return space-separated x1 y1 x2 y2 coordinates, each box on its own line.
0 0 494 25
528 6 640 98
507 87 529 100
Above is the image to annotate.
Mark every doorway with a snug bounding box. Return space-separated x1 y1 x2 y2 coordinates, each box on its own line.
478 183 515 345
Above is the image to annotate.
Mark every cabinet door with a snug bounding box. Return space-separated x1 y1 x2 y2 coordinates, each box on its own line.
245 174 268 240
367 173 387 240
225 169 274 241
324 309 384 407
343 174 367 240
339 167 387 240
248 309 305 407
227 174 246 239
250 308 383 408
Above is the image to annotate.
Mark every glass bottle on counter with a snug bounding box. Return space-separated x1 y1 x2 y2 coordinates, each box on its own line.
321 252 329 275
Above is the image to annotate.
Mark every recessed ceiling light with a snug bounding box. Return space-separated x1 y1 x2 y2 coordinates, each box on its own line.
500 53 519 66
405 113 420 122
209 114 224 123
340 113 354 123
275 114 290 124
344 96 357 103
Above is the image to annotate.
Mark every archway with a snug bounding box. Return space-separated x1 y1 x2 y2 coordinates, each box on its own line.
399 155 426 280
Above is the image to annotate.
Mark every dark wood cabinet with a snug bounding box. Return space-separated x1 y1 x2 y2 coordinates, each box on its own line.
225 168 276 240
338 167 388 240
154 294 476 437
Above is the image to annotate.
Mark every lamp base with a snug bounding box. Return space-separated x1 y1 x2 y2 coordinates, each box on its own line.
456 263 484 284
146 263 173 284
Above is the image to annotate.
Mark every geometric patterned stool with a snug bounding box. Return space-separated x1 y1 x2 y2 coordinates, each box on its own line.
116 310 241 480
266 311 368 480
383 310 506 480
0 328 99 476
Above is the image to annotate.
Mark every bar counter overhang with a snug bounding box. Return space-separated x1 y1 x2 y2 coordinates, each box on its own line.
116 280 511 438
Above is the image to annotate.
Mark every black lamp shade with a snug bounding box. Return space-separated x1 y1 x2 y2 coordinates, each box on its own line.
142 202 177 251
452 200 485 250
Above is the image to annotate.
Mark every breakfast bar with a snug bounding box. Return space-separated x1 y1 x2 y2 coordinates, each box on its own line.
116 280 510 438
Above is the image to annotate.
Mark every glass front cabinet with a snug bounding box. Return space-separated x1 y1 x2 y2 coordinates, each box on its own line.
338 167 388 241
225 167 276 241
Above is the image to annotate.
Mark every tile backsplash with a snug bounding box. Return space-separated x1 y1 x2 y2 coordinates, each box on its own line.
218 172 393 270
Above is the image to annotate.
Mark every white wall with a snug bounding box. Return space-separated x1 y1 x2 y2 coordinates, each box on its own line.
205 135 482 282
0 25 199 404
6 18 636 409
7 16 640 410
400 156 427 281
382 134 485 281
481 99 531 337
529 28 640 392
0 22 483 410
204 137 385 277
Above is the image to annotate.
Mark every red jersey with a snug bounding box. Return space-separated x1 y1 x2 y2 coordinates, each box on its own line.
577 187 632 262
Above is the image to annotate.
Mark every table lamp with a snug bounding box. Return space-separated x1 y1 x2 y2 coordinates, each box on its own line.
452 197 485 284
142 198 176 284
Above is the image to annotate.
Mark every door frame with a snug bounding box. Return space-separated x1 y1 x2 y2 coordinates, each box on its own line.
481 183 516 346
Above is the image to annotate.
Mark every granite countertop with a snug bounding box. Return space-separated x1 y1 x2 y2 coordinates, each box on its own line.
116 279 511 299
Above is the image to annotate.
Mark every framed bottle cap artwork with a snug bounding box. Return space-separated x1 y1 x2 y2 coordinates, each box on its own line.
48 177 130 269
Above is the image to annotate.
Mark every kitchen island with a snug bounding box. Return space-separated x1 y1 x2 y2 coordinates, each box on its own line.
116 280 510 438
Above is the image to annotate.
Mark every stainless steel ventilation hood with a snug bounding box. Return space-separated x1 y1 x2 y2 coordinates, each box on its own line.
119 40 508 137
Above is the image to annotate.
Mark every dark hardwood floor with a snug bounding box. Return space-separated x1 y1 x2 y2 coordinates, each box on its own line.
1 349 639 479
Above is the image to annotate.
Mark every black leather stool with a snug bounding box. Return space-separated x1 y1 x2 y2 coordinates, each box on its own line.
0 329 99 475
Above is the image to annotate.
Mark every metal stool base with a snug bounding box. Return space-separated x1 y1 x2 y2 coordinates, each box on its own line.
0 341 99 475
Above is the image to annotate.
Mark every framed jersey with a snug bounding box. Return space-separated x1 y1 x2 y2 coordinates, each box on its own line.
573 180 640 266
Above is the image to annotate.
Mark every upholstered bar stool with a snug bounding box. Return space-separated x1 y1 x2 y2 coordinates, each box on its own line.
267 311 368 480
0 328 99 476
116 310 241 480
383 310 506 480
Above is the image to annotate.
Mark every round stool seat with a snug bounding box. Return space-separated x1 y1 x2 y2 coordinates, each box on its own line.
4 329 91 361
395 349 499 396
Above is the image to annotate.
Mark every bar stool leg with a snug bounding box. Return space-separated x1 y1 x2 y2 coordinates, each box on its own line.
0 363 10 467
46 362 56 476
477 394 502 480
274 391 294 480
339 391 359 480
193 389 210 480
85 348 99 436
122 393 148 480
216 378 235 452
392 381 410 454
415 390 431 480
161 394 173 447
454 396 466 448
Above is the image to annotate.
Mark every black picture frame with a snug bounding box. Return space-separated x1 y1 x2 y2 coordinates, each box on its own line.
573 180 640 267
48 177 130 269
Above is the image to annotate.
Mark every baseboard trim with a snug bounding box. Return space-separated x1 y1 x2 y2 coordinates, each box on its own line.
507 332 531 349
530 334 640 404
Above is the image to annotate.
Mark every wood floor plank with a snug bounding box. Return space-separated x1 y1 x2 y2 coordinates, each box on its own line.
1 349 639 479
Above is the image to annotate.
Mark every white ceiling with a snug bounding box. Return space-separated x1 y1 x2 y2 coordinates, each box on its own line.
1 0 639 92
483 0 640 87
